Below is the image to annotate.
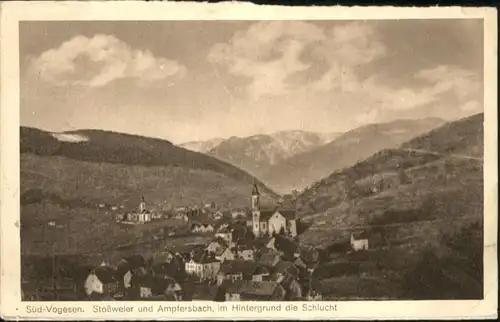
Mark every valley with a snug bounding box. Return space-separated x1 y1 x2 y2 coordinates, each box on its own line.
20 113 484 301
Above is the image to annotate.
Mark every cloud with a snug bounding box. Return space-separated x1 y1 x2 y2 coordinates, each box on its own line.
208 20 482 127
208 21 325 98
415 65 482 101
309 22 386 92
209 21 386 99
31 34 186 87
351 64 482 122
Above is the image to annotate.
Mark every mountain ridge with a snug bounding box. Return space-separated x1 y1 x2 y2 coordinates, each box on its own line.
296 113 483 237
20 126 276 195
263 117 446 194
203 130 342 181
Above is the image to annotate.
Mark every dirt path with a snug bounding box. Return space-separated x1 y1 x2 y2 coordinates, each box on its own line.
402 148 483 161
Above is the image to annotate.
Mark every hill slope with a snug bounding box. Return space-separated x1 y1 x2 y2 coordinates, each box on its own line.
263 118 445 194
20 127 278 255
206 130 341 180
297 113 483 230
297 113 483 299
21 127 276 195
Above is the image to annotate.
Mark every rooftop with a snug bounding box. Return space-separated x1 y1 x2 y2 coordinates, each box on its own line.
93 266 118 284
225 280 281 298
257 252 281 268
219 260 257 275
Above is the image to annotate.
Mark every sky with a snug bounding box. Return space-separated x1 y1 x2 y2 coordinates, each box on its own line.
20 19 484 144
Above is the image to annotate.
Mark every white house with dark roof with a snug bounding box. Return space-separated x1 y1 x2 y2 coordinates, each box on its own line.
185 252 221 281
237 247 255 261
216 259 257 286
84 266 120 298
350 231 369 251
215 247 235 262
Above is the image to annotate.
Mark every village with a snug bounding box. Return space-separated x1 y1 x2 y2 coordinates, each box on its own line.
23 183 375 302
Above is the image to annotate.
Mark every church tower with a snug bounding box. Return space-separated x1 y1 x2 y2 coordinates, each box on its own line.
139 196 146 213
251 183 261 237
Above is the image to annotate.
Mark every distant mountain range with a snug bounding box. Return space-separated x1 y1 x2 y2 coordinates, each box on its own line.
263 117 446 193
180 131 341 173
205 131 341 179
180 118 445 194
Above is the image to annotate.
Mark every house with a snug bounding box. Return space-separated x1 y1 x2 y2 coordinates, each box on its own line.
350 231 369 251
184 252 221 282
223 280 286 301
215 247 235 262
253 236 276 253
205 238 227 254
173 212 188 222
215 232 233 245
215 227 233 244
231 208 248 219
203 224 215 233
249 183 297 237
205 241 222 254
252 265 271 282
132 275 154 299
84 266 120 298
191 223 215 234
120 197 153 224
191 223 204 233
151 212 162 220
237 247 254 261
216 223 230 232
216 260 257 286
130 274 182 300
162 278 183 300
212 211 224 220
306 289 323 301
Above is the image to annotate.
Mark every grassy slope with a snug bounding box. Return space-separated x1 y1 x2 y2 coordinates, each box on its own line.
263 118 445 194
20 127 278 257
297 113 483 299
21 127 276 196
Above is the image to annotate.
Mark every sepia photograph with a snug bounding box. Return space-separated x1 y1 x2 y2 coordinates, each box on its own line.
1 2 497 320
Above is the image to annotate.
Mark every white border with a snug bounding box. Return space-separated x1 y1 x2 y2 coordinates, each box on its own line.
0 2 497 320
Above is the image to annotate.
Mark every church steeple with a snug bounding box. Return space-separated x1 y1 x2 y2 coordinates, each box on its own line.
252 182 260 197
139 196 146 213
251 182 261 237
251 182 260 210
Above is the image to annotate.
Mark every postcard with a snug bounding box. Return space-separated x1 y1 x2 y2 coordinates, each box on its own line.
0 1 497 320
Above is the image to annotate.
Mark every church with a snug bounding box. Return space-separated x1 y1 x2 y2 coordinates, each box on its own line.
249 183 297 238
